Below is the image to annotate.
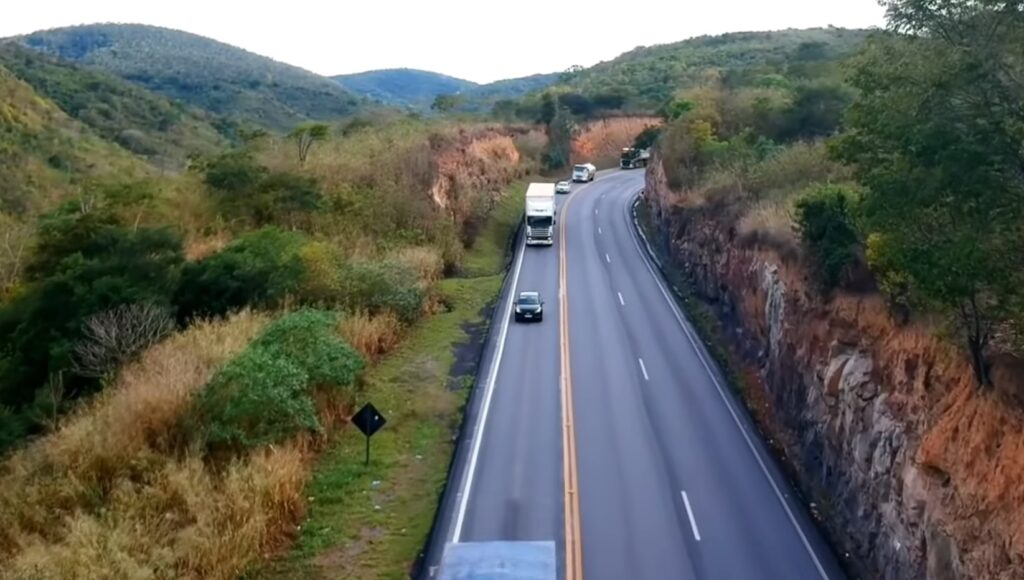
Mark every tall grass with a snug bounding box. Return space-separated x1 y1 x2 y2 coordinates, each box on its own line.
338 310 404 363
0 311 318 580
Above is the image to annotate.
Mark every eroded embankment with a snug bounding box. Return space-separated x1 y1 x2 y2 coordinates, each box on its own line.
572 116 661 168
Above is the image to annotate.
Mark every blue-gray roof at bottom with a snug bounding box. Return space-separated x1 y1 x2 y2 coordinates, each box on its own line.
437 541 556 580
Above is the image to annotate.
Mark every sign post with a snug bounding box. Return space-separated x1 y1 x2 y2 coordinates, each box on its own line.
351 402 387 466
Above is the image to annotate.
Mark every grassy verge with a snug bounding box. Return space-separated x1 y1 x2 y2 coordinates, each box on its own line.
253 185 524 579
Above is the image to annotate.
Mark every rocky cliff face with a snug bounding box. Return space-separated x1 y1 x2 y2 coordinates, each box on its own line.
643 155 1024 580
428 128 524 212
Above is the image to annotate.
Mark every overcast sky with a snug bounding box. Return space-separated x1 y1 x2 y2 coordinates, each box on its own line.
1 1 888 83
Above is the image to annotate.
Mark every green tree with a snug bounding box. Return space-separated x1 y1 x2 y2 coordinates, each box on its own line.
538 92 557 125
833 13 1024 386
794 185 862 291
173 227 306 322
430 93 463 114
0 204 182 441
290 123 330 165
542 105 577 170
203 150 266 196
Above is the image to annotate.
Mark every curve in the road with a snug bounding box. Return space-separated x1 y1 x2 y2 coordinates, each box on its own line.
427 170 846 580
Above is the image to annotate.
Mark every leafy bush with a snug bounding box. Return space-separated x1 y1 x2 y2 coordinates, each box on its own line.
192 346 318 451
202 150 267 197
202 151 321 227
0 213 182 403
188 310 363 452
339 260 424 323
794 185 862 290
0 206 182 447
251 310 364 388
174 227 306 322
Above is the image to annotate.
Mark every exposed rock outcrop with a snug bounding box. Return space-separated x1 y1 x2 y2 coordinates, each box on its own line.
571 116 661 168
428 128 523 212
643 154 1024 580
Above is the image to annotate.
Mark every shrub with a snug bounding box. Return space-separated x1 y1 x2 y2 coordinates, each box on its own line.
749 141 848 202
250 310 364 389
174 227 306 322
296 241 344 304
202 150 266 197
794 185 862 290
339 260 424 323
193 347 318 452
72 302 174 378
0 212 182 444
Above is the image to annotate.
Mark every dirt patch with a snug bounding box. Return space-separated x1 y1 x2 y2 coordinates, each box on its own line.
315 526 385 574
446 313 493 392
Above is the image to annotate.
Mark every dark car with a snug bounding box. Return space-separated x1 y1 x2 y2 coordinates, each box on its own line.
514 291 544 322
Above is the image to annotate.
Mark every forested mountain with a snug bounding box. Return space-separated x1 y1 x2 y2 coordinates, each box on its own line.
543 28 871 113
0 63 146 219
333 68 559 112
16 24 364 131
0 43 227 169
333 68 477 110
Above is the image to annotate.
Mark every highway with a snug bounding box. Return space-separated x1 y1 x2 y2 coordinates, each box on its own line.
426 170 846 580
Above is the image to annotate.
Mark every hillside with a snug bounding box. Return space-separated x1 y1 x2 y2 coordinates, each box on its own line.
462 72 560 111
0 43 227 169
558 27 871 111
17 24 363 131
333 67 558 112
333 68 476 110
0 63 144 219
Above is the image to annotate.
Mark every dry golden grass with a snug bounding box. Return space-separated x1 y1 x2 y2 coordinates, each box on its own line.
0 311 318 580
737 200 797 247
184 230 231 261
3 444 307 580
391 245 444 287
337 310 404 363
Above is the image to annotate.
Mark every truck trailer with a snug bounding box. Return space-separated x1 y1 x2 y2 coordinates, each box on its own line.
525 183 556 246
620 147 650 169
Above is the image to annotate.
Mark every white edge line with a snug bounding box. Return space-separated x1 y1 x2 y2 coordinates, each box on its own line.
451 235 526 543
626 194 832 580
617 292 625 306
638 357 649 381
681 491 701 541
450 172 611 544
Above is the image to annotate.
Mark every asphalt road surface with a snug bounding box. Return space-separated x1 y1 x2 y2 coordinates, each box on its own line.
426 170 847 580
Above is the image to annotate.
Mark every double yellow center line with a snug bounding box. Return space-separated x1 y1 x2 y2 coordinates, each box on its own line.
559 192 583 580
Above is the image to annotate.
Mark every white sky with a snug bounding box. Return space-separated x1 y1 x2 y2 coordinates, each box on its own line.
1 1 888 84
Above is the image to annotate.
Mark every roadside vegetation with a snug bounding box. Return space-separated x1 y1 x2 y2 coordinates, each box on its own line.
0 41 536 573
646 1 1024 386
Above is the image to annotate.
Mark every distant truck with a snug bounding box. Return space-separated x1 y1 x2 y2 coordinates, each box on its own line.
437 541 556 580
620 147 651 169
525 183 556 246
571 163 596 182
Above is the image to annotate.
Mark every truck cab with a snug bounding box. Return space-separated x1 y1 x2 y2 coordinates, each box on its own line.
571 163 596 182
525 183 556 246
436 541 556 580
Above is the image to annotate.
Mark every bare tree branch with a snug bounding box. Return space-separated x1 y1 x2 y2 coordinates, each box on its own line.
73 302 175 378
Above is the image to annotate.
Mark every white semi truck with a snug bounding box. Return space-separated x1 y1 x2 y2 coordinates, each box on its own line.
571 163 596 182
525 182 556 246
